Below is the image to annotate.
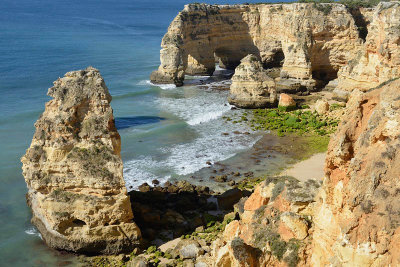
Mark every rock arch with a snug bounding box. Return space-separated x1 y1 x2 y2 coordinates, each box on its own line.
151 3 363 92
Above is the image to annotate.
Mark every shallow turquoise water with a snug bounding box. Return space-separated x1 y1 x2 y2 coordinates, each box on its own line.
0 0 282 265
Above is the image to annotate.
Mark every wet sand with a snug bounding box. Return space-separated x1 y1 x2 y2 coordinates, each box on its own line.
173 132 326 192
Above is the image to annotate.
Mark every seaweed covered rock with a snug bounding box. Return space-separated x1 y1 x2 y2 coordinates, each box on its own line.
312 78 400 265
229 54 277 108
21 67 141 254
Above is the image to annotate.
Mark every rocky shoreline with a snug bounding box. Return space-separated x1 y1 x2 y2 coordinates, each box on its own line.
20 1 400 266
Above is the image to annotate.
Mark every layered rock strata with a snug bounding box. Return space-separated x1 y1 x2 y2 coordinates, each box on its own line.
228 54 277 108
151 3 363 89
312 78 400 265
21 67 141 254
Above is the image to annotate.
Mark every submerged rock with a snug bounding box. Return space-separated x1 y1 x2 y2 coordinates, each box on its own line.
228 54 277 108
21 67 141 254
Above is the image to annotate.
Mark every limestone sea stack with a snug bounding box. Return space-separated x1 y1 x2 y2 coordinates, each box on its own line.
228 54 277 108
312 78 400 265
21 67 141 254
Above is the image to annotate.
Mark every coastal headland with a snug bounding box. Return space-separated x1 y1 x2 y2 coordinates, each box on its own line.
21 2 400 266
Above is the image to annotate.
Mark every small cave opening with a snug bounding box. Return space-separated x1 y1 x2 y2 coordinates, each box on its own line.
312 68 338 89
214 48 242 70
310 45 338 90
72 219 86 227
263 50 285 69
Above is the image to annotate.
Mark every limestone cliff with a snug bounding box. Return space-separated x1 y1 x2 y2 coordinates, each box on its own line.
151 3 362 89
337 2 400 94
188 79 400 266
228 54 277 108
312 78 400 266
21 67 141 254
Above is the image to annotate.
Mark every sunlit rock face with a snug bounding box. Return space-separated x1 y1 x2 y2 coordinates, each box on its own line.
21 67 141 254
229 54 277 108
151 3 363 91
337 2 400 95
312 78 400 266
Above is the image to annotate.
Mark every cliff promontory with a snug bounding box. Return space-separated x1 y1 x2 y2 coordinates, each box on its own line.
151 2 363 90
21 67 141 254
151 2 400 100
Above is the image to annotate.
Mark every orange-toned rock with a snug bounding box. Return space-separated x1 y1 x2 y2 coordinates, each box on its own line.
223 220 241 241
215 238 259 267
278 93 296 108
312 78 400 266
278 212 308 241
244 186 269 211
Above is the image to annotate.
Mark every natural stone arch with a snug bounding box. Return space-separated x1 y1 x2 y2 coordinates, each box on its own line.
151 3 363 91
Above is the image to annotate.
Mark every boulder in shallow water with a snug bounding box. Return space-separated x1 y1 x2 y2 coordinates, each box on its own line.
21 67 141 254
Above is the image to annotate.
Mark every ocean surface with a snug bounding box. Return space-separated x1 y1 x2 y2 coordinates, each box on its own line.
0 0 282 265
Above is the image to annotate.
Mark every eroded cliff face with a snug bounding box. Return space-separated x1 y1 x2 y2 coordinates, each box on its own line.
312 78 400 266
151 3 363 89
337 2 400 94
21 67 141 254
190 79 400 266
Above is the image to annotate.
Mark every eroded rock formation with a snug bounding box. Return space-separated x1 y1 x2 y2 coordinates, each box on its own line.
312 78 400 266
142 78 399 266
21 67 141 254
151 3 363 90
195 176 320 266
337 2 400 95
228 54 277 108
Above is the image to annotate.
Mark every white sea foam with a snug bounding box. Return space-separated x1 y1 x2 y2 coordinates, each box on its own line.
187 109 228 126
137 80 152 86
123 79 260 190
123 156 171 189
137 80 177 90
25 227 42 239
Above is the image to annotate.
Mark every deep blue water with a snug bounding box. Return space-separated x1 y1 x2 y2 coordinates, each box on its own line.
0 0 281 265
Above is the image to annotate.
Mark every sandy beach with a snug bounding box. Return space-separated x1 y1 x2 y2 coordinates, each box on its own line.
280 152 326 181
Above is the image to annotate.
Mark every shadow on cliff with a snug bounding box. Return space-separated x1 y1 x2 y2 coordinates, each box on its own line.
182 11 261 75
128 183 250 247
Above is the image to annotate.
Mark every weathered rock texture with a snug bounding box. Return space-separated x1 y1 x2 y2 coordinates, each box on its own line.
337 2 400 94
151 3 363 89
228 54 277 108
21 67 141 254
312 78 400 266
196 176 320 266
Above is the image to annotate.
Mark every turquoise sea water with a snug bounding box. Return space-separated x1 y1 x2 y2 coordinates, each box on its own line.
0 0 282 265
